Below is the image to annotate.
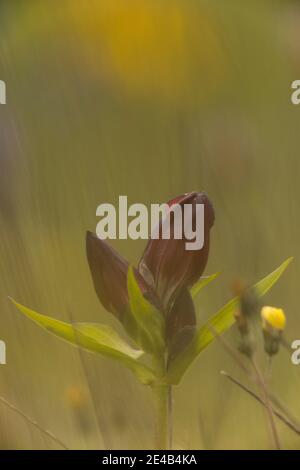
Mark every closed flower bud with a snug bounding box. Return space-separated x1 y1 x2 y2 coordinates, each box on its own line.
86 231 149 320
261 306 286 356
65 386 91 432
138 192 214 313
261 306 286 332
234 286 260 357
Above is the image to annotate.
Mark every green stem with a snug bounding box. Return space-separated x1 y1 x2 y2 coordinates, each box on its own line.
168 385 173 449
153 382 169 450
251 357 281 450
152 355 172 450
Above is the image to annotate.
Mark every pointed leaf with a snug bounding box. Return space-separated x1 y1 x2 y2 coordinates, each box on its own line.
127 266 165 354
167 257 293 384
10 299 156 384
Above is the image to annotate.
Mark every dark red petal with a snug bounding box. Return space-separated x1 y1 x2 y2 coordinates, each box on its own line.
139 192 214 313
86 232 130 319
86 232 158 321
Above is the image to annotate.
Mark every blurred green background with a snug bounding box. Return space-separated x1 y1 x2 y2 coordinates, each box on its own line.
0 0 300 449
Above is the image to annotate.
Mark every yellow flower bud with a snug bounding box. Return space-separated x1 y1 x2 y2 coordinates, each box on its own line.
261 306 286 331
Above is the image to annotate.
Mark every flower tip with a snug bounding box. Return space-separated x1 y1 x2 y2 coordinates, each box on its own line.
86 230 97 243
168 191 215 229
261 306 286 331
197 192 215 228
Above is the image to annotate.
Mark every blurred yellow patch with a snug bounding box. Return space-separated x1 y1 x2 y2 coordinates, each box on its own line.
68 0 226 101
11 1 227 102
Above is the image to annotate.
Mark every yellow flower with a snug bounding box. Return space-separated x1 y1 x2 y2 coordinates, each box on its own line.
65 386 86 409
261 306 286 331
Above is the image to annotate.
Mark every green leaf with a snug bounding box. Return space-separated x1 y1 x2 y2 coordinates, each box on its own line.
190 272 220 300
10 299 156 385
127 266 165 354
167 257 293 385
